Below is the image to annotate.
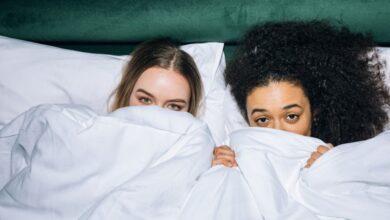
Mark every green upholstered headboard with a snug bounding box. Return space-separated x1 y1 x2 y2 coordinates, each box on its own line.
1 0 390 58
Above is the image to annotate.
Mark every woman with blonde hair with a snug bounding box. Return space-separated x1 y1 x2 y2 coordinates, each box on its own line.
111 39 203 116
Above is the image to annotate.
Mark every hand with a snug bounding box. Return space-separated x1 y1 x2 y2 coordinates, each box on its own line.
305 143 333 168
211 145 238 168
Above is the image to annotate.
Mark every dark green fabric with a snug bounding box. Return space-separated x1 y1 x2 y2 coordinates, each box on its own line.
1 0 390 56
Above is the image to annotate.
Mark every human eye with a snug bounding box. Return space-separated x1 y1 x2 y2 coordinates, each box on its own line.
286 113 299 122
139 97 152 105
167 104 183 111
254 116 269 127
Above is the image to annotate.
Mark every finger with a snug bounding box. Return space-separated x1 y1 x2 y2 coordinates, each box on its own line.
215 151 235 158
215 145 232 151
305 158 315 168
316 145 330 154
310 151 322 160
214 148 235 156
214 154 237 164
327 143 334 148
308 157 315 165
213 145 230 152
212 158 233 167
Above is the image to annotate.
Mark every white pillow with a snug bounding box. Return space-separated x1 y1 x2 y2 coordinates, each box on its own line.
0 36 227 144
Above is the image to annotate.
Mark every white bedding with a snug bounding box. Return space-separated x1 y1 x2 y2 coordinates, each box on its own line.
0 104 214 220
180 128 390 220
1 105 389 220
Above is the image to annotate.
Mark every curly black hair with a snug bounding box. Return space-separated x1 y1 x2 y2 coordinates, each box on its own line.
225 21 390 145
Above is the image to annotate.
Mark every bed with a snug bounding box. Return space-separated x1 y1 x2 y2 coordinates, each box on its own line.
2 0 390 141
1 1 390 220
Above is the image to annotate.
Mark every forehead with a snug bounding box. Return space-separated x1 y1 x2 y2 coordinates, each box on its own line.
134 67 190 99
247 81 309 108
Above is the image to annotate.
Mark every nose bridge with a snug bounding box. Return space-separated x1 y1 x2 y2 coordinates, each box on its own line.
273 118 285 131
155 100 164 108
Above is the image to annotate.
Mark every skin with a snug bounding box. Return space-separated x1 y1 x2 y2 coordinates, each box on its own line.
129 66 191 112
212 81 331 168
246 81 312 135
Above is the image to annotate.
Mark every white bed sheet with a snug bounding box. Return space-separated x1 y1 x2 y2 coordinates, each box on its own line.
1 105 389 220
180 128 390 220
0 104 214 220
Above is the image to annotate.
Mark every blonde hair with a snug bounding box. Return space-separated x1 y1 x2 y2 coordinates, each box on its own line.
110 39 203 116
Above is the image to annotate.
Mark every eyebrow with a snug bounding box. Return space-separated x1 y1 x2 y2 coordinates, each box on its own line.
135 89 155 98
251 108 267 115
135 89 187 104
282 104 303 110
251 104 303 115
167 99 187 104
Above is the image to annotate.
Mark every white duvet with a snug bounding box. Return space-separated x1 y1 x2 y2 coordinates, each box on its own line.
180 128 390 220
1 105 390 220
0 104 214 220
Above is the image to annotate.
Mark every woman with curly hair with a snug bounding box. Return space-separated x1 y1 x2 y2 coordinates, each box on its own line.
212 21 390 168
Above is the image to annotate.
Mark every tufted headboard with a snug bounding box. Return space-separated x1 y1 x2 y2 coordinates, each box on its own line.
1 0 390 58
